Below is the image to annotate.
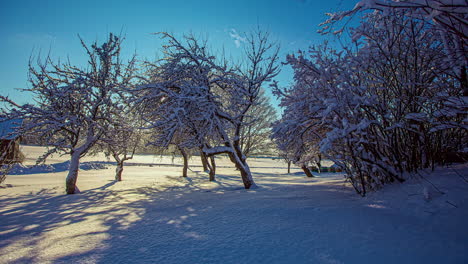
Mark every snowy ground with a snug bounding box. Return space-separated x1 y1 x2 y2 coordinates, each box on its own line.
1 146 468 264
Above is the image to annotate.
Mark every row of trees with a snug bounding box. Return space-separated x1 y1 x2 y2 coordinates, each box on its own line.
272 0 467 196
0 31 279 194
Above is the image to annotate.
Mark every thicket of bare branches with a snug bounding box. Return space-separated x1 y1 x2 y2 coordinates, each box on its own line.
274 5 467 196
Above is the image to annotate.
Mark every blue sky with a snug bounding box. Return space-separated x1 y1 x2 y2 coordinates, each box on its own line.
0 0 358 106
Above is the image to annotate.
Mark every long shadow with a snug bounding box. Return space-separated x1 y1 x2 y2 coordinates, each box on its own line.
86 180 119 191
0 183 172 263
158 171 244 194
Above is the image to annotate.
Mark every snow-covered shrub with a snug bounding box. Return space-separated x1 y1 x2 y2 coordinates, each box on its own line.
276 7 467 195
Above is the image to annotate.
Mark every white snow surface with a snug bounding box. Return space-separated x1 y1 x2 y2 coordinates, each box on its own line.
1 146 467 264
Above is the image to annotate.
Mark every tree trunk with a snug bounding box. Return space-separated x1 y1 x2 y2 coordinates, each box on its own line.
228 151 256 189
200 150 209 172
115 161 124 181
317 154 322 173
233 137 257 189
301 165 314 178
66 152 80 194
209 156 216 181
287 160 291 174
179 147 188 177
213 126 257 188
238 162 256 188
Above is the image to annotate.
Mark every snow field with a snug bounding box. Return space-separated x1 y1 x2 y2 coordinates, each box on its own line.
1 146 467 263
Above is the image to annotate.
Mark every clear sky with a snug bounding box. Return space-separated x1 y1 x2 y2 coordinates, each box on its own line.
0 0 358 106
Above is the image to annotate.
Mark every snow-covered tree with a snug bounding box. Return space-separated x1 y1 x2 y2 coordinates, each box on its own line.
321 0 467 96
239 88 277 158
271 119 315 177
136 30 279 189
271 79 325 177
97 109 143 181
0 33 137 194
278 7 466 195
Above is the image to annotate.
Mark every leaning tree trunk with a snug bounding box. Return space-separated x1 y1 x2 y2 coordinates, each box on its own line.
233 140 256 189
66 152 81 194
115 161 124 181
208 156 216 181
179 147 188 177
301 165 314 178
228 151 256 189
237 161 255 188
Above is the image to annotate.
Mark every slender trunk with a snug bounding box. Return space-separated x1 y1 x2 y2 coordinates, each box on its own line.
317 154 322 173
287 161 291 174
301 165 314 178
209 156 216 181
359 170 366 197
200 150 209 172
66 152 81 194
203 150 216 181
179 147 188 177
115 161 124 181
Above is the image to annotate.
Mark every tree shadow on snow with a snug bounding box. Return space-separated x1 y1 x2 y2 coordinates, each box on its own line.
2 172 467 264
44 182 380 263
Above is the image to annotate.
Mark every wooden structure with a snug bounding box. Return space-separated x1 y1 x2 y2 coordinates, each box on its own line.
0 119 24 165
